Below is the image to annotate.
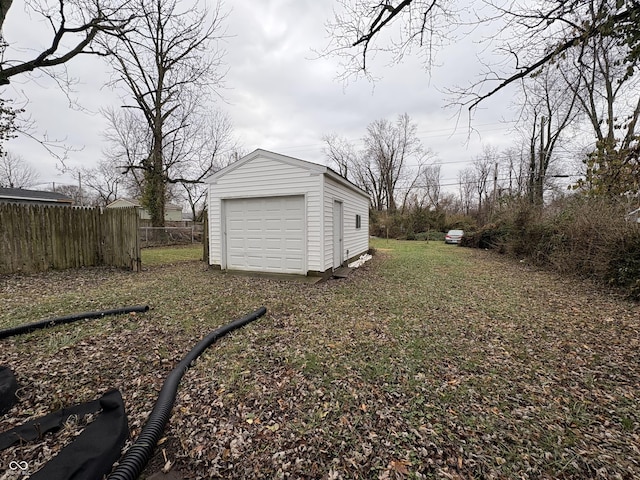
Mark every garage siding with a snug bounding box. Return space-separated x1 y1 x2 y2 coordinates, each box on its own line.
323 176 370 271
208 155 323 272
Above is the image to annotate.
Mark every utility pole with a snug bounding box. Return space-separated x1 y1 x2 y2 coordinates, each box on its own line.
491 161 499 219
492 162 498 204
78 172 83 206
538 116 546 205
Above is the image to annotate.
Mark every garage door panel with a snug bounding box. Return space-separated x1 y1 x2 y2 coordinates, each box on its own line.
245 237 263 248
264 239 282 250
246 218 262 227
264 219 282 229
225 196 305 274
286 239 303 248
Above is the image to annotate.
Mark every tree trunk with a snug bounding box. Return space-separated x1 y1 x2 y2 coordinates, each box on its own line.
144 139 166 227
0 0 12 32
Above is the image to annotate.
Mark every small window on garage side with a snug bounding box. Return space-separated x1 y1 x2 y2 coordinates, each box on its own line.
356 214 361 229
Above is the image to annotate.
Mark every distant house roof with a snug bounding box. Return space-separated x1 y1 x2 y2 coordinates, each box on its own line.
106 198 182 211
0 187 73 206
105 198 141 208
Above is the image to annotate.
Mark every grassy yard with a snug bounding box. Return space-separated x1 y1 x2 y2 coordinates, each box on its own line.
141 244 203 266
1 240 639 479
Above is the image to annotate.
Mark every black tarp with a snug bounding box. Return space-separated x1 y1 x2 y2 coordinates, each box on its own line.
0 389 128 480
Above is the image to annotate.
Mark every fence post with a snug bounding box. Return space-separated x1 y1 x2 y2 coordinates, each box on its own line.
202 212 208 263
133 209 141 272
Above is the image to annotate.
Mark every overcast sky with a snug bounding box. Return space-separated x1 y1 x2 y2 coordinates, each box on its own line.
3 0 524 194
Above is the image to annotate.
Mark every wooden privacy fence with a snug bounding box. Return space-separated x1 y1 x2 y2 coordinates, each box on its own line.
0 204 141 274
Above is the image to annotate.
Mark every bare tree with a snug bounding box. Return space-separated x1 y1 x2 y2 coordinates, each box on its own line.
102 102 237 218
79 158 126 206
0 151 39 187
457 167 475 216
438 191 460 215
100 0 227 226
175 109 238 222
420 164 441 209
564 33 640 196
324 0 455 83
324 1 640 109
322 133 358 179
473 152 491 217
513 67 579 205
50 183 88 205
323 119 459 232
101 106 149 197
566 20 640 152
351 152 384 210
322 133 380 209
0 2 134 166
0 0 132 85
364 113 424 211
322 114 428 211
501 146 528 198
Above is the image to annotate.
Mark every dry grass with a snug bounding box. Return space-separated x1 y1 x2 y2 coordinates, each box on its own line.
1 240 639 479
141 245 203 266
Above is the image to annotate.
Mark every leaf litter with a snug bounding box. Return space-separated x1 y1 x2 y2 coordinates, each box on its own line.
0 241 638 479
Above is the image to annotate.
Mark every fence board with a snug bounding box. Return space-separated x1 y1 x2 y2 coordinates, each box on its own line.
0 204 140 274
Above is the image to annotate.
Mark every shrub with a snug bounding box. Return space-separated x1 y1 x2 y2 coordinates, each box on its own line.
473 196 640 298
444 214 477 233
415 230 446 241
460 222 511 251
607 227 640 299
370 208 468 240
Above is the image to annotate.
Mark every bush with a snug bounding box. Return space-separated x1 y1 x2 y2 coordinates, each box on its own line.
369 207 476 240
414 230 446 241
461 222 511 251
607 227 640 299
473 196 640 298
543 197 630 278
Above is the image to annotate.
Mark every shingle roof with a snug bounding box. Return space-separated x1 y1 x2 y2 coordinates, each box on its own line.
106 198 182 210
0 187 73 203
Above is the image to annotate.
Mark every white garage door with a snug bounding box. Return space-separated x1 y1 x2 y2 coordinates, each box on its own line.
224 196 305 274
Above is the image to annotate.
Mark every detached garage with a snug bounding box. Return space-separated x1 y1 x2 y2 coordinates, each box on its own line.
206 149 370 276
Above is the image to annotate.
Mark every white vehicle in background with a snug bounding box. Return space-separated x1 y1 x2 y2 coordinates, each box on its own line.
444 229 464 244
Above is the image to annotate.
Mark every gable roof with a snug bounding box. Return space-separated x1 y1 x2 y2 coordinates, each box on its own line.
206 148 370 199
0 187 73 204
106 197 183 211
106 198 140 208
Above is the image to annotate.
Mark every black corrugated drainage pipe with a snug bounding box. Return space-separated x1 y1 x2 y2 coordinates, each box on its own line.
0 306 150 340
108 306 267 480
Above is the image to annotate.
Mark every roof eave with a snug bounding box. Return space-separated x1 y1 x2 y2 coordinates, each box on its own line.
323 169 370 200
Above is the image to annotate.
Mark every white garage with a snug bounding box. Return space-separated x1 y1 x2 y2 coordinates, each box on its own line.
206 149 370 277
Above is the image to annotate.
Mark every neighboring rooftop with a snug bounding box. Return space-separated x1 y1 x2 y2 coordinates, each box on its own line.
0 187 73 205
106 198 183 210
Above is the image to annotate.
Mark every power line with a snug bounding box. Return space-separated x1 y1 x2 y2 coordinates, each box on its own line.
274 121 520 154
394 173 584 191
